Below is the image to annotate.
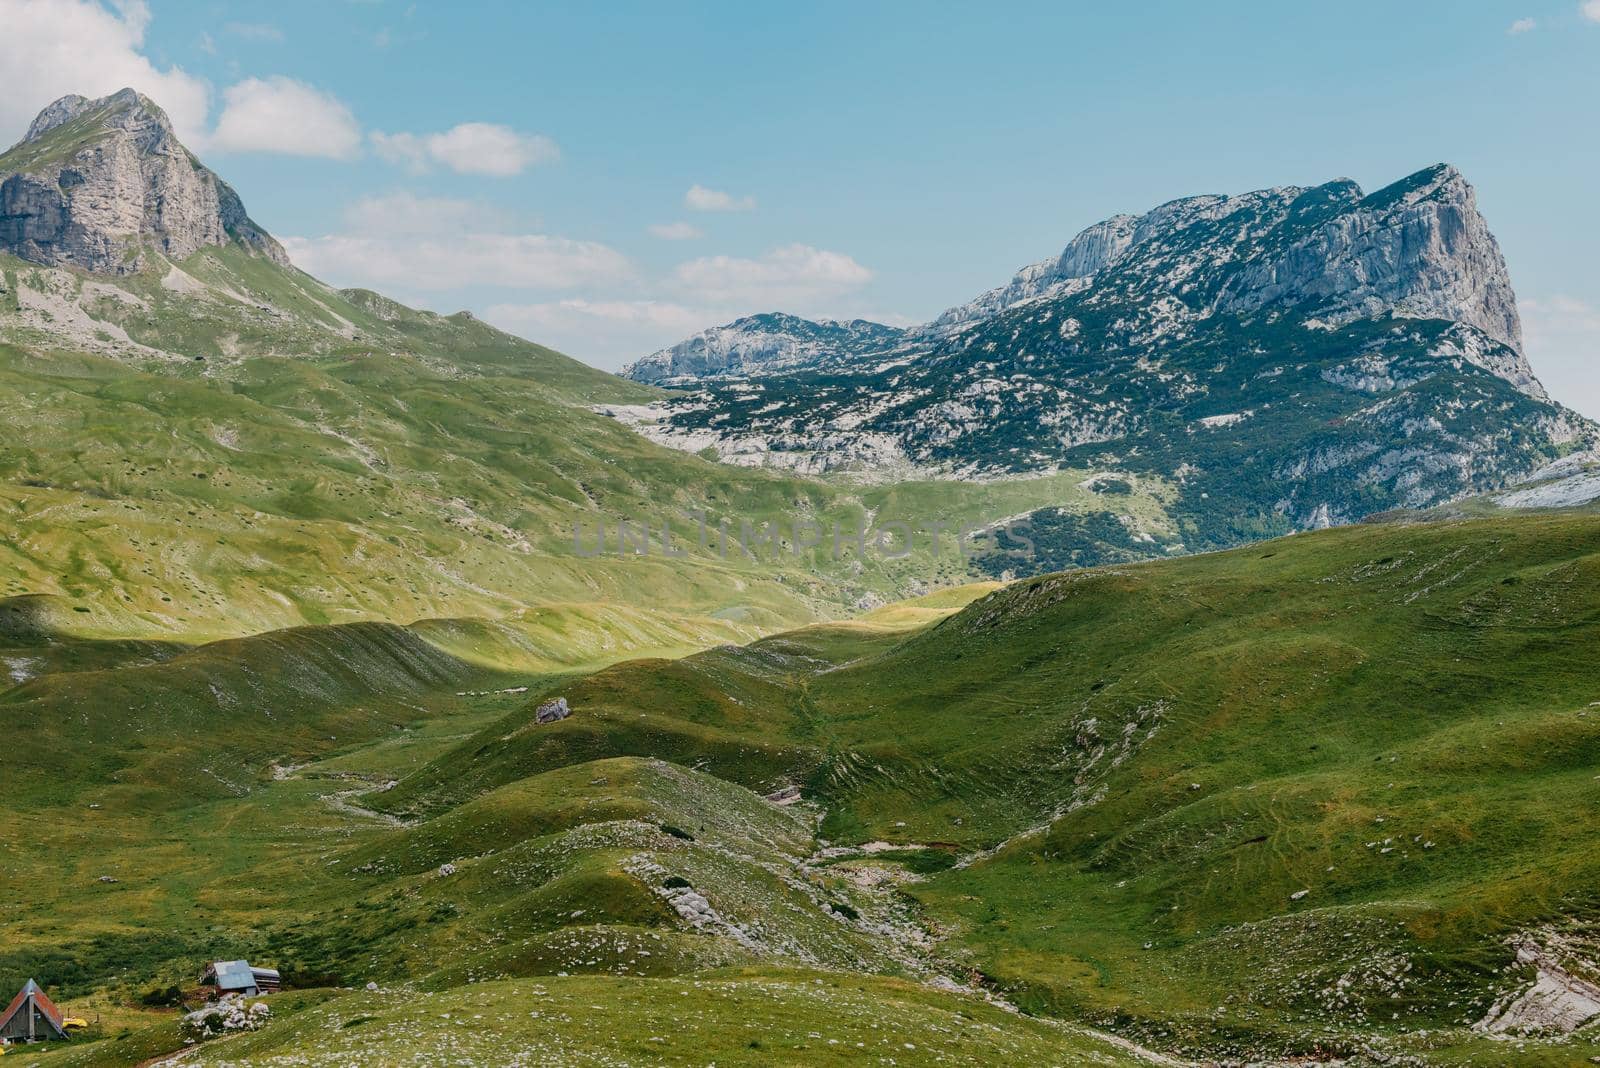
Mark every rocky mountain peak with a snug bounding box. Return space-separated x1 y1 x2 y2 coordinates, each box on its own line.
623 312 907 384
0 88 288 275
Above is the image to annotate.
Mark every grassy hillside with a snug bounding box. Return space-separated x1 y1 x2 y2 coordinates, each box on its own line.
1 246 1176 659
347 511 1600 1062
9 514 1600 1063
18 972 1148 1068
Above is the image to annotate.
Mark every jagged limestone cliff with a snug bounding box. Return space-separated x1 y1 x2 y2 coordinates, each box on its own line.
615 165 1593 551
0 89 287 275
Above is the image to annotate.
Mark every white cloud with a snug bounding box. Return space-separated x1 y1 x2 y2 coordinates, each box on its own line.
685 184 756 212
224 21 283 42
1521 296 1600 419
285 233 630 292
283 194 631 292
1584 0 1600 23
0 0 209 146
671 244 873 307
1508 17 1536 33
372 123 559 177
491 298 709 334
210 76 361 158
486 299 721 369
338 191 511 235
648 221 704 240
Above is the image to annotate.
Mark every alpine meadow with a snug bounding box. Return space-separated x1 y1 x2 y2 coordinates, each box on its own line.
3 4 1600 1066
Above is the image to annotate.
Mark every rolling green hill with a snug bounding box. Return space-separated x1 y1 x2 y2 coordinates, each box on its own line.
11 513 1600 1064
0 244 1174 657
329 511 1600 1063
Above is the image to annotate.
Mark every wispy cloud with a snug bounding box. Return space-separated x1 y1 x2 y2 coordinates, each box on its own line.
283 193 630 292
224 21 283 42
648 221 704 240
685 184 756 212
1521 295 1600 419
486 299 727 368
1507 17 1536 33
1584 0 1600 24
337 192 513 235
372 123 559 177
671 244 872 307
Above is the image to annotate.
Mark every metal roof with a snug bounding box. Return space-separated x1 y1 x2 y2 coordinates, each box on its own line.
0 978 68 1038
208 960 259 990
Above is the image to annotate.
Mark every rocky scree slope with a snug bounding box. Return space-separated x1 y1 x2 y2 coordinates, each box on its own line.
620 165 1594 550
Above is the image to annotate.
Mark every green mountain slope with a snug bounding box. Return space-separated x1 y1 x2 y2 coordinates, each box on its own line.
7 508 1600 1064
360 511 1600 1062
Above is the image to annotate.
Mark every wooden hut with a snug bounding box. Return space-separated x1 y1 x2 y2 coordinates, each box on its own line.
0 979 69 1043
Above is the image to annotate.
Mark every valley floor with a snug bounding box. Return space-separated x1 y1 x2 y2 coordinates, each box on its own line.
7 515 1600 1065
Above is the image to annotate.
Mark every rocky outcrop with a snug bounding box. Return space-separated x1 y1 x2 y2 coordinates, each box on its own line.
0 89 288 275
927 214 1139 333
619 165 1595 554
1219 165 1524 356
535 696 571 724
622 313 906 384
640 164 1538 402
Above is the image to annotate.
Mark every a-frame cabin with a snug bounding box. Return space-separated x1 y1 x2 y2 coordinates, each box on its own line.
0 978 69 1043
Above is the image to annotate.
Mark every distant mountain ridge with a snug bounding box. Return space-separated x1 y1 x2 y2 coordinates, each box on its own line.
628 164 1534 393
622 312 907 384
614 164 1593 554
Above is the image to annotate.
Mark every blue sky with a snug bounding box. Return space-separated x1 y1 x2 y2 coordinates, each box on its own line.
3 1 1599 414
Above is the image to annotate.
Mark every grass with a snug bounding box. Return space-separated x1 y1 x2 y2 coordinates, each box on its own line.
0 255 1165 656
332 511 1600 1061
157 970 1151 1066
8 499 1600 1063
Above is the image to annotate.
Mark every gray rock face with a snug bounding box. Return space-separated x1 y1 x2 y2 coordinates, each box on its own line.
535 696 570 724
1219 165 1523 354
622 312 907 384
927 214 1139 333
618 165 1595 556
0 89 288 275
934 166 1529 387
637 164 1536 403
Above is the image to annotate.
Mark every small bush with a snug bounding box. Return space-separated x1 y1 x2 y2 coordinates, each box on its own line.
141 984 184 1007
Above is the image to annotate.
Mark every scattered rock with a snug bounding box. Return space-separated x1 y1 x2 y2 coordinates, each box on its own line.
764 784 802 805
184 995 270 1039
1476 940 1600 1035
535 696 570 724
